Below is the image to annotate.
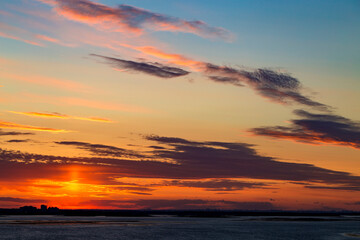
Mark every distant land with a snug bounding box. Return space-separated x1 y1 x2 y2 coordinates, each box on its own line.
0 205 360 219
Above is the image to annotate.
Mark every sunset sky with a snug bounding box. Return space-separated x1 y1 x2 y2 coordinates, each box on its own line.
0 0 359 211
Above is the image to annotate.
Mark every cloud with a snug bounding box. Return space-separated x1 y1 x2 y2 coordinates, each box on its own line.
0 22 43 46
21 93 150 113
91 54 189 78
124 45 203 69
112 179 269 192
163 179 269 191
35 34 74 47
118 45 329 110
203 64 330 111
6 139 30 143
1 135 359 191
81 199 274 210
250 110 360 149
0 130 34 136
55 141 144 159
0 120 71 133
35 34 60 43
207 76 244 87
9 111 113 123
40 0 233 41
305 185 360 191
0 31 43 47
1 72 94 93
0 197 47 203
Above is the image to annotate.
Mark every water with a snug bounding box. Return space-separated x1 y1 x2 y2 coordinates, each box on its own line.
0 215 359 239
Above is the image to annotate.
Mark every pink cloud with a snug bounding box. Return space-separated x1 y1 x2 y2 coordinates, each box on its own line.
38 0 233 41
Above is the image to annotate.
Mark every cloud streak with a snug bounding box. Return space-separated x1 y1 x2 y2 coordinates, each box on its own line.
0 22 43 46
0 197 46 204
81 199 274 210
250 110 360 149
124 45 203 69
22 93 150 113
163 179 269 191
9 111 113 123
0 130 34 136
0 120 70 133
91 54 190 78
203 64 330 111
1 72 94 93
55 141 144 159
40 0 233 41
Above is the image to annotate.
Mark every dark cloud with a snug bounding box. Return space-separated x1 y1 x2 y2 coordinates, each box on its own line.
256 87 329 110
0 197 46 203
0 130 34 136
55 141 144 159
129 192 152 196
207 76 244 87
250 110 360 149
52 0 233 40
305 185 360 191
91 54 189 78
1 135 360 190
143 135 360 186
6 139 30 143
81 199 274 210
203 64 329 111
163 179 269 191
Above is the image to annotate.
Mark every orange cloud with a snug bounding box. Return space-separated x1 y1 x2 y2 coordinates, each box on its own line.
9 111 114 123
0 120 70 133
22 93 151 113
1 72 94 93
121 44 203 70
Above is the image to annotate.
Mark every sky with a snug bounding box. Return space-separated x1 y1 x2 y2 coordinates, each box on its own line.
0 0 359 211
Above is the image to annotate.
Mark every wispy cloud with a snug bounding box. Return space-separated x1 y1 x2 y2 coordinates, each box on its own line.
0 197 46 204
123 45 203 69
91 54 190 78
35 34 61 43
22 93 151 113
0 130 34 136
203 64 330 111
55 141 143 159
0 22 43 46
35 34 75 47
250 110 360 149
0 120 70 133
9 111 113 123
39 0 233 41
6 139 30 143
81 199 274 210
1 72 94 93
163 179 269 191
0 31 43 47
